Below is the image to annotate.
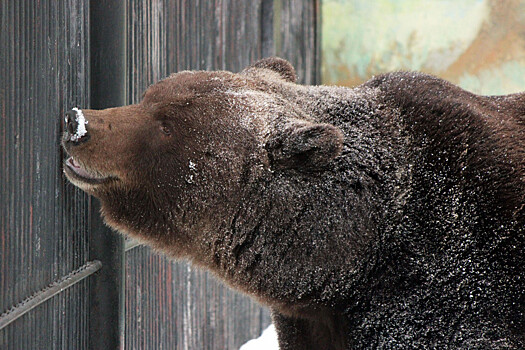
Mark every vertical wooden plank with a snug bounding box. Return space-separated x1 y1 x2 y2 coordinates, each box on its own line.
165 0 266 73
125 247 273 349
261 0 276 58
0 0 92 348
274 0 321 85
88 1 127 349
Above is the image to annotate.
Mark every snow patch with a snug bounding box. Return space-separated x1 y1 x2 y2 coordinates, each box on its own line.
239 324 279 350
186 160 197 184
70 107 88 142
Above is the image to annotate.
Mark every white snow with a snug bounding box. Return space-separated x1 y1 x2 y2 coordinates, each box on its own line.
239 324 279 350
70 107 88 141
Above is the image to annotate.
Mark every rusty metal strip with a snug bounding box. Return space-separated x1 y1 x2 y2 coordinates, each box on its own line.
0 260 102 330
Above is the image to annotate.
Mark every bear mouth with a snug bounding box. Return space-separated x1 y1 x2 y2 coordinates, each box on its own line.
64 157 114 185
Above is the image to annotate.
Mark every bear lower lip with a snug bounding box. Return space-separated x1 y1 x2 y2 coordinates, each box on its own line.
65 157 112 185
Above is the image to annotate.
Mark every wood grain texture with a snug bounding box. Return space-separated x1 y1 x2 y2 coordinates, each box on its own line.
274 0 321 85
0 0 320 348
125 247 272 350
0 1 92 349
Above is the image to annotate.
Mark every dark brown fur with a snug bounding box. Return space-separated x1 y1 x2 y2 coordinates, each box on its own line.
63 58 524 349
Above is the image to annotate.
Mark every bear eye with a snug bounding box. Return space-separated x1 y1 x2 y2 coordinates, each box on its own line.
160 123 172 136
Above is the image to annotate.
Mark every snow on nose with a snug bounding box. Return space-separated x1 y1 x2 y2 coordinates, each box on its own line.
65 107 88 142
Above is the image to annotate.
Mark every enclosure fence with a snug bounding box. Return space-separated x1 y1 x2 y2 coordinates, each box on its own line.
0 1 320 349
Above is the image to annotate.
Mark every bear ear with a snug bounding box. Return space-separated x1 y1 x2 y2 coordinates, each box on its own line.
246 57 297 83
265 120 344 171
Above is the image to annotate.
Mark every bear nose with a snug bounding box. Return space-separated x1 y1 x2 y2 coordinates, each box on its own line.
64 108 89 142
65 110 78 135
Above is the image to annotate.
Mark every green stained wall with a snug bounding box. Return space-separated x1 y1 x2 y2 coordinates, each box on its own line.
322 0 525 95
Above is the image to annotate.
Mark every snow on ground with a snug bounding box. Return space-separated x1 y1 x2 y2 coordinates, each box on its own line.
239 324 279 350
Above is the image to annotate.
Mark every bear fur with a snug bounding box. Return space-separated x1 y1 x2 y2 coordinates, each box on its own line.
62 57 525 349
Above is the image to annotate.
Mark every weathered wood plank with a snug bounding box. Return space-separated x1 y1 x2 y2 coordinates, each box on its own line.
0 1 92 348
274 0 321 85
0 1 320 349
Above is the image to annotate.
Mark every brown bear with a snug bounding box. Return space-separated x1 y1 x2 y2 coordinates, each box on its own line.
62 57 524 349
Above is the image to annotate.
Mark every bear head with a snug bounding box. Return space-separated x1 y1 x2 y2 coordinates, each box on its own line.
62 58 345 261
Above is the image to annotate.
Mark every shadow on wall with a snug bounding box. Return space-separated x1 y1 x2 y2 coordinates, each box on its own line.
322 0 525 95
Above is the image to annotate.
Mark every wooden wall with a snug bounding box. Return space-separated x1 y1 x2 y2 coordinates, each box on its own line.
0 1 320 348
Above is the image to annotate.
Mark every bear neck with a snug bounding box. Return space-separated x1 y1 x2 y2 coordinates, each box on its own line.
97 185 191 255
